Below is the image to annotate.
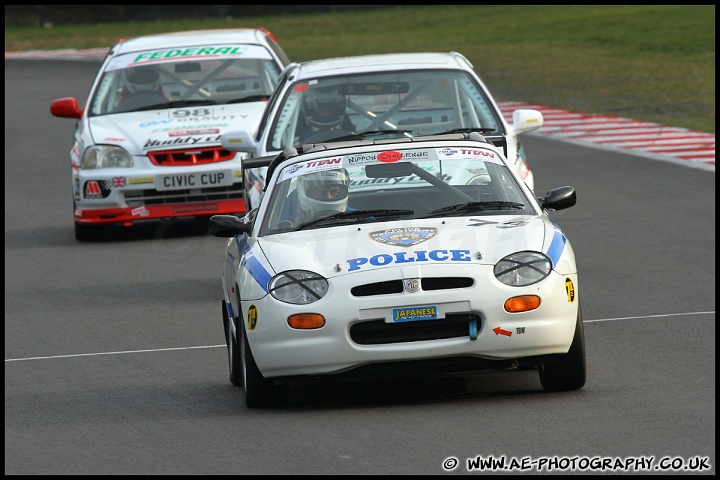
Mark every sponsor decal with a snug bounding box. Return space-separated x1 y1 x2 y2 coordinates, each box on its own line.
173 203 218 214
143 135 222 149
346 153 377 166
436 147 500 164
565 278 575 302
247 305 258 331
131 206 149 217
168 129 220 137
377 150 402 163
104 137 125 142
129 177 154 185
83 180 111 199
370 227 437 247
131 45 270 64
111 177 127 188
347 249 472 272
280 157 343 181
392 306 438 322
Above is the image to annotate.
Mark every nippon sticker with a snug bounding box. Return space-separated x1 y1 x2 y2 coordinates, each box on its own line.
279 157 344 181
392 305 438 322
370 227 438 247
435 146 501 164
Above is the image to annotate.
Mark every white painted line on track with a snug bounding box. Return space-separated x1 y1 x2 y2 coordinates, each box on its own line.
4 311 715 362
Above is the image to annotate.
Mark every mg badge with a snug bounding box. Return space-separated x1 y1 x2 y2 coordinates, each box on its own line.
404 279 420 293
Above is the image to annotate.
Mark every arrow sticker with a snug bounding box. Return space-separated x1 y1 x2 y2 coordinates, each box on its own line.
493 327 512 337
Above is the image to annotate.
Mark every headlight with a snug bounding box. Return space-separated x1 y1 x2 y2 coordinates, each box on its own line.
494 251 551 286
268 270 328 304
81 145 133 169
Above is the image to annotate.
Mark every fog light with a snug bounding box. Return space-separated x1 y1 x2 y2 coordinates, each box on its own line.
287 313 325 329
504 295 541 313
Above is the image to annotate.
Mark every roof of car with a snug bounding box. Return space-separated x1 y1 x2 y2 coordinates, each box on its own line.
111 28 276 56
291 51 474 78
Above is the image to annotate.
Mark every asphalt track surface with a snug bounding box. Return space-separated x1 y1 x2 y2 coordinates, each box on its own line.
4 58 716 475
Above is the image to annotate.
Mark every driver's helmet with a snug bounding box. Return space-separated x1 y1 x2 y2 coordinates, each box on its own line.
123 65 161 94
297 168 350 217
301 86 347 129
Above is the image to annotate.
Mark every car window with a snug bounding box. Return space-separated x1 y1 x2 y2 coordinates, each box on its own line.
268 70 503 151
88 45 283 116
259 147 532 234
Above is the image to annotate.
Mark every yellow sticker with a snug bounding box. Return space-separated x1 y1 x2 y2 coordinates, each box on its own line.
247 304 258 331
565 278 575 302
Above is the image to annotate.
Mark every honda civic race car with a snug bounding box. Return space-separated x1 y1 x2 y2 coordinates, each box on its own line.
219 51 544 211
208 131 585 408
50 28 290 241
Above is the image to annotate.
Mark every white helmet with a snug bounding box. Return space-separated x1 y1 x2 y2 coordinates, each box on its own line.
297 168 350 217
302 86 347 129
124 65 160 94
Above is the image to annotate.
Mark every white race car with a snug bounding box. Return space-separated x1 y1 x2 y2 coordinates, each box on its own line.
209 131 585 408
220 51 544 210
50 28 290 241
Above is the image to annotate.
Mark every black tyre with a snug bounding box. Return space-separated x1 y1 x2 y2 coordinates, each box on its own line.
239 316 288 408
74 222 104 242
222 300 243 387
538 304 586 391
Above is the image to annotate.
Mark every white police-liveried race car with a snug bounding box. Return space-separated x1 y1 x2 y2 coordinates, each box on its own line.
50 28 290 241
209 131 584 408
219 51 544 210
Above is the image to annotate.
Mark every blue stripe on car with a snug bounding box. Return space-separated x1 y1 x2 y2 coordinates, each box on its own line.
545 225 566 268
240 244 272 293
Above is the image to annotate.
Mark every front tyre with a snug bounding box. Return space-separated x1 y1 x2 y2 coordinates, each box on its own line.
240 315 288 408
538 303 586 391
222 300 243 387
74 222 104 242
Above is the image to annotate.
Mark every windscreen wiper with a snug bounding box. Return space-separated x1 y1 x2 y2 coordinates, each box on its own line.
296 209 414 230
325 129 414 142
434 127 498 135
133 99 218 111
422 201 525 218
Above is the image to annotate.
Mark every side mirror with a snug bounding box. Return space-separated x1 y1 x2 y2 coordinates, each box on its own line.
539 186 576 211
50 97 83 119
512 109 543 135
208 215 252 237
221 130 259 155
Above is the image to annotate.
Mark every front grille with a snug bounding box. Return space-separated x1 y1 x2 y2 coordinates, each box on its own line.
124 184 244 206
350 314 479 345
351 277 474 297
148 146 236 166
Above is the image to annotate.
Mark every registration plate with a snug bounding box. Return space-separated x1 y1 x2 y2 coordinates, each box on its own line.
155 170 233 191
